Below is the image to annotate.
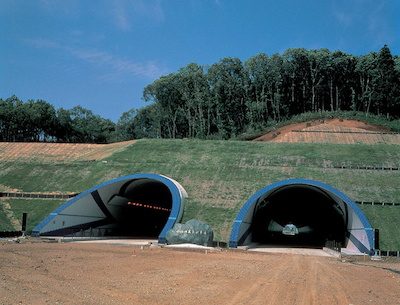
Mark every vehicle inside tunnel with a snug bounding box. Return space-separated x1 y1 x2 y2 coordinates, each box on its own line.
251 185 347 248
33 174 187 243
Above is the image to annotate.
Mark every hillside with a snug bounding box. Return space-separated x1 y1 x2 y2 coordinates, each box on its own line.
0 124 399 250
254 118 400 144
0 140 136 163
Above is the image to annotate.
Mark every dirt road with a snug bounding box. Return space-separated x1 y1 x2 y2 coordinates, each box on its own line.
1 240 399 305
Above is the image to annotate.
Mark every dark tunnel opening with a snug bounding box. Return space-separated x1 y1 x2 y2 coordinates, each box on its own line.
251 185 347 248
107 179 173 238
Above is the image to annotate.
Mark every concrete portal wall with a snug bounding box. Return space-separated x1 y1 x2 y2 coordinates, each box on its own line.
32 173 187 244
229 179 375 254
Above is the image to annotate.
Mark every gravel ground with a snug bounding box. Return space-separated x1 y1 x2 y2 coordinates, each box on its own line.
1 239 399 305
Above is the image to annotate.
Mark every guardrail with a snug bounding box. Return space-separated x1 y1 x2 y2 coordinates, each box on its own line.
356 201 400 206
0 192 78 199
333 165 399 171
0 231 22 238
375 250 400 257
292 130 400 135
325 240 342 253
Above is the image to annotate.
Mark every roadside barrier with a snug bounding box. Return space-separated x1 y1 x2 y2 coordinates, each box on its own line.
375 250 400 257
325 240 341 253
356 201 400 206
0 231 21 238
292 130 400 135
333 165 399 171
0 192 78 199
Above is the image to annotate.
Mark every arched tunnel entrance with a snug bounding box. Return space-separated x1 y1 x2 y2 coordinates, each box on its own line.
33 174 187 243
107 179 173 237
229 179 375 254
252 185 346 247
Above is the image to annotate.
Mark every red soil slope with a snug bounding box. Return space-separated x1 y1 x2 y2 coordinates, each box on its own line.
253 118 400 144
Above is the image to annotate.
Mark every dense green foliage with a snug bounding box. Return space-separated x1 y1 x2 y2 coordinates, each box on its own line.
0 96 116 143
2 46 399 143
0 139 399 250
139 45 400 139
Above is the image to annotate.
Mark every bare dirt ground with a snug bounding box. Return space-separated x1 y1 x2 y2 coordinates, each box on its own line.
253 118 400 144
0 140 136 162
1 239 399 305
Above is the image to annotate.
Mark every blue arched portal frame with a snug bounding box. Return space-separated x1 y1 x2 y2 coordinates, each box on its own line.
32 173 184 244
229 179 374 253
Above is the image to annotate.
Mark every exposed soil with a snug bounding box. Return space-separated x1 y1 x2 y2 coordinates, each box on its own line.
0 140 136 162
1 239 399 305
253 118 400 144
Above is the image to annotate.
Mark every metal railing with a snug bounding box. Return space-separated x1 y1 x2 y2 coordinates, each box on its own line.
325 240 342 253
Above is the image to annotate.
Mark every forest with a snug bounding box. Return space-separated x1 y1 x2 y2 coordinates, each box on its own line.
1 45 399 143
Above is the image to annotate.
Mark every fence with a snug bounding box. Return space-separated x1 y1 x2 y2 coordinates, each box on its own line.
325 240 342 253
61 228 117 238
375 250 400 257
0 192 78 199
0 231 22 238
292 130 400 135
356 201 400 206
333 166 399 171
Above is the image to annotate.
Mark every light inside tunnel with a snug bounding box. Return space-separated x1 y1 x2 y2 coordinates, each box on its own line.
107 179 173 237
251 185 346 247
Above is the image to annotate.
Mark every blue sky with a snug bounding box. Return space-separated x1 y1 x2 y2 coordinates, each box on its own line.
1 0 399 122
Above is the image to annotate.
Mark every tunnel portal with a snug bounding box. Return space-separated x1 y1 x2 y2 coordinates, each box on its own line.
107 179 173 237
33 174 187 243
251 185 346 247
229 179 374 254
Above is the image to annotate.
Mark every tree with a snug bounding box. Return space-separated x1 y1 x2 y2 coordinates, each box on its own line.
178 63 211 138
283 48 311 114
207 57 247 138
143 73 185 138
355 52 378 115
116 109 137 141
244 53 271 128
307 49 330 112
327 51 357 111
374 45 400 118
0 95 21 141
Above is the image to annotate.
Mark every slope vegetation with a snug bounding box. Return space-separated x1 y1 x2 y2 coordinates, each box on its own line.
0 129 399 250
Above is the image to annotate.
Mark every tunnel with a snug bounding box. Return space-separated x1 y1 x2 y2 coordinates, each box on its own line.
229 179 375 254
32 174 187 243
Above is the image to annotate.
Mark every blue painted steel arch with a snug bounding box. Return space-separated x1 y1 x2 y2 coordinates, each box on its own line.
33 173 187 243
229 179 374 254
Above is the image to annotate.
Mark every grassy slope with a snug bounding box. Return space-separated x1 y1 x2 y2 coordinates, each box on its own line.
0 139 399 249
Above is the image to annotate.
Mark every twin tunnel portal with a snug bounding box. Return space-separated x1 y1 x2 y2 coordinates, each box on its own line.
33 174 375 254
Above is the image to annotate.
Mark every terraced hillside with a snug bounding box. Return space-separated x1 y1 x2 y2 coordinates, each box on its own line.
0 122 399 250
254 118 400 144
0 140 136 162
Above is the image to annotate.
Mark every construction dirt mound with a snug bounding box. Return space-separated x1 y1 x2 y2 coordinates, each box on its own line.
0 240 399 304
0 140 136 162
253 118 400 144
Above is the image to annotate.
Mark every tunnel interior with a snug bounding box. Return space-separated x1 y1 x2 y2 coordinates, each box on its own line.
106 179 173 238
251 185 347 248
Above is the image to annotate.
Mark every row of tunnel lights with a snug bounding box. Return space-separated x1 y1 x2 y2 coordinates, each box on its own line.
127 201 171 212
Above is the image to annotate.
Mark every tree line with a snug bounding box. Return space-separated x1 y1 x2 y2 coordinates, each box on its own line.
140 45 400 139
0 96 115 143
1 45 399 142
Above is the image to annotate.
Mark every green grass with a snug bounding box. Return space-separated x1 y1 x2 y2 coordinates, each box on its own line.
0 139 399 249
5 199 65 232
0 201 15 231
359 205 400 250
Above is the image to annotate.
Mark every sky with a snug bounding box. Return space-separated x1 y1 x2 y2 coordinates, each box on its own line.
1 0 399 122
